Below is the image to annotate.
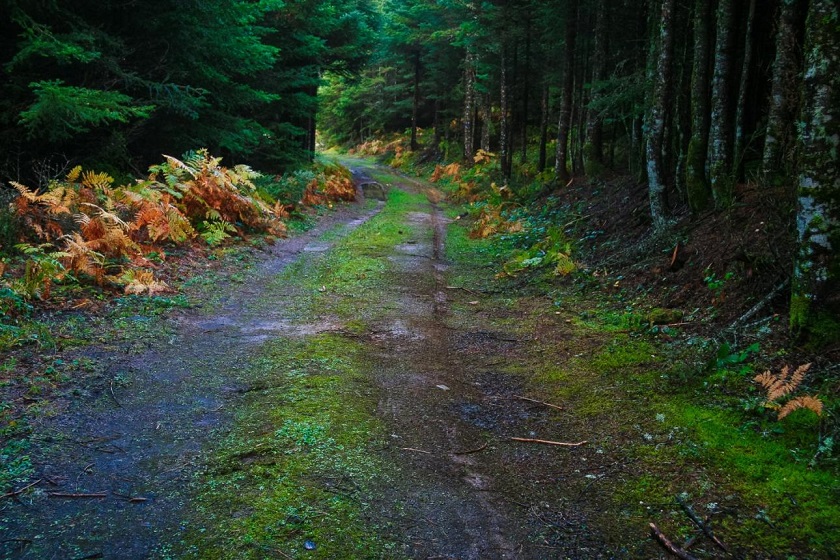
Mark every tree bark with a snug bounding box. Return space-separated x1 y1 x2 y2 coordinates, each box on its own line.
791 0 840 334
707 0 736 205
520 19 531 164
685 0 713 212
538 81 549 173
762 0 802 180
734 0 756 177
555 0 578 182
463 50 476 162
584 0 607 177
645 0 676 230
479 93 491 152
411 50 421 152
500 45 510 177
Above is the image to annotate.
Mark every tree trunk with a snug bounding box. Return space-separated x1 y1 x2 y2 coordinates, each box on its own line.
463 50 476 162
584 0 607 177
707 0 736 205
645 0 676 230
500 45 510 177
762 0 802 180
479 93 491 152
520 20 531 164
555 0 578 182
791 0 840 335
538 81 549 173
685 0 713 213
410 50 421 151
734 0 756 177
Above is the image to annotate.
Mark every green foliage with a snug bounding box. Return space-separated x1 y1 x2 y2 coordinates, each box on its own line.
711 342 760 380
12 243 68 300
257 170 317 206
199 220 237 246
19 80 154 142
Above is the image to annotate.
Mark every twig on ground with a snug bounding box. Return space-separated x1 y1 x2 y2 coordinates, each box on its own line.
0 538 33 546
113 492 148 503
649 523 698 560
399 447 432 454
109 380 122 408
446 285 483 296
452 442 489 455
48 492 107 499
510 437 587 447
514 395 564 411
0 479 42 500
676 495 729 552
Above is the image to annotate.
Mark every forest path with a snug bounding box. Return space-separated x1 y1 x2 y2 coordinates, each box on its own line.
4 160 618 559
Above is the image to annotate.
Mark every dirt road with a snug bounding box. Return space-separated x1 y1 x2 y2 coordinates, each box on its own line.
2 161 629 559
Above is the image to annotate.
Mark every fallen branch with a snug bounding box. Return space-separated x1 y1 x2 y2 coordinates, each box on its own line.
0 479 41 500
452 442 488 455
649 523 698 560
676 495 729 552
727 279 789 330
48 492 107 499
510 437 587 447
514 395 564 411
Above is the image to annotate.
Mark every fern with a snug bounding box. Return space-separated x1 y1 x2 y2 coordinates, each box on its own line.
779 396 824 420
754 363 823 420
119 269 170 295
199 220 236 246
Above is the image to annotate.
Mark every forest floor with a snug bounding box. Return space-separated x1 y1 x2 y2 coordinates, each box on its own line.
0 159 837 559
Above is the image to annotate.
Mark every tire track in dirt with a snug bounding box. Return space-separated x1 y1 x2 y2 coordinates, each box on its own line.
362 174 531 559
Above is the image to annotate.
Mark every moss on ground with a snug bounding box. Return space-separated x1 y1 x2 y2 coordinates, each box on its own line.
180 335 402 559
176 176 430 558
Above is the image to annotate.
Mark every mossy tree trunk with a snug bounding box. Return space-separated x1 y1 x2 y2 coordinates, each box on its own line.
645 0 676 230
707 0 736 205
791 0 840 335
762 0 803 181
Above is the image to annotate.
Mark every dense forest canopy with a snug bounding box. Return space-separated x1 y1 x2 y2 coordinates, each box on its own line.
318 0 839 338
0 0 377 176
0 0 837 335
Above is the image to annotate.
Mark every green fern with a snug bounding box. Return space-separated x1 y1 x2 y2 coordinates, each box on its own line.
199 220 236 246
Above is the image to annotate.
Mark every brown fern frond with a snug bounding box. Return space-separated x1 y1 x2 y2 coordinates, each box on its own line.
59 233 105 281
754 363 811 401
122 269 171 295
11 181 40 202
778 395 824 420
79 203 129 230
